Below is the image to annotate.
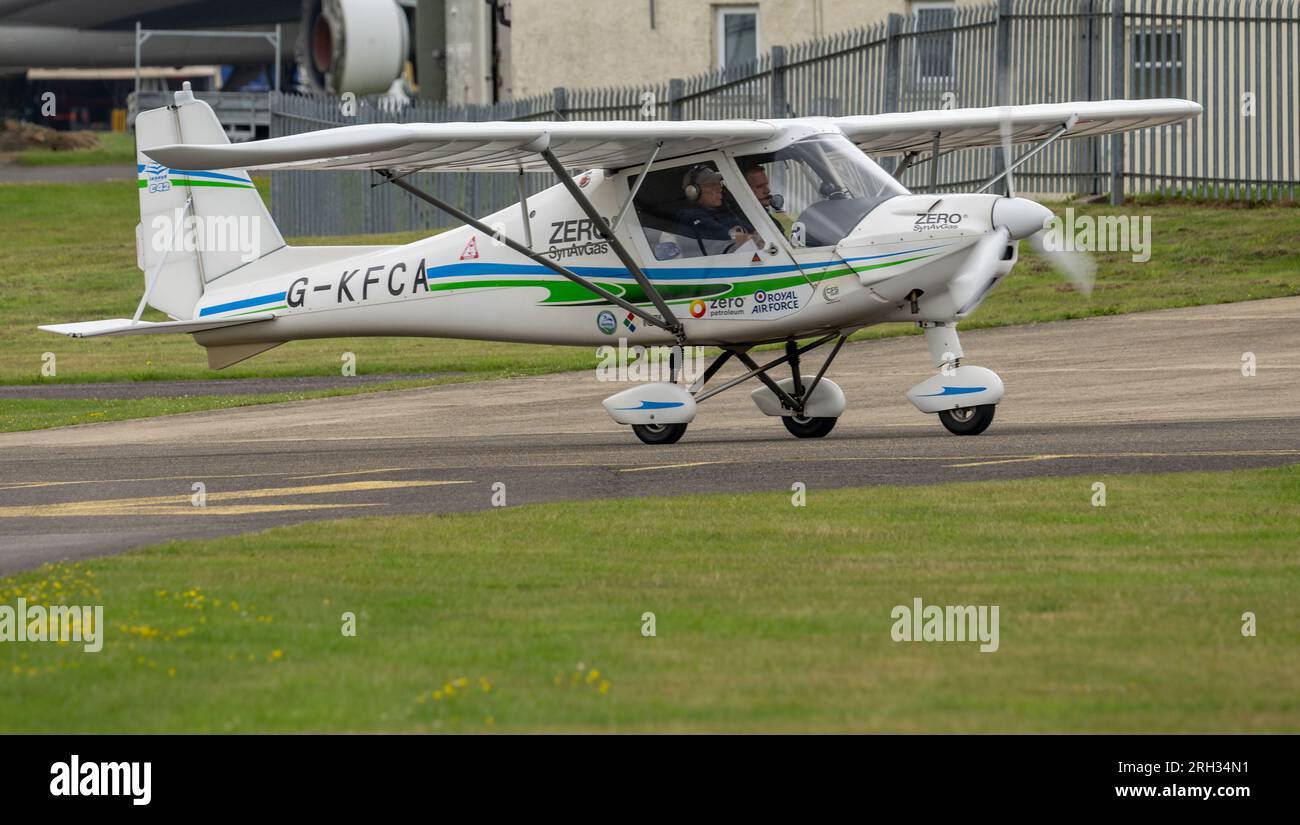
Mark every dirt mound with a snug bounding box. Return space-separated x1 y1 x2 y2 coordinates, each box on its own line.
0 120 102 152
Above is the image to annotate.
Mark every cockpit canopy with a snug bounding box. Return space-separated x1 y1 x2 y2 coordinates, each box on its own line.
741 133 908 247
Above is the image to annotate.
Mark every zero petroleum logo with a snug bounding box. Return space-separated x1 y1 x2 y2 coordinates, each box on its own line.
689 296 746 319
596 310 617 334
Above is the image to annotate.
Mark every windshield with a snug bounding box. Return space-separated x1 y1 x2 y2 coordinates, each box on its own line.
741 134 907 247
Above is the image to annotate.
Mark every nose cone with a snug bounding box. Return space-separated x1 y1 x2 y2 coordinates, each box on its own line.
992 197 1053 240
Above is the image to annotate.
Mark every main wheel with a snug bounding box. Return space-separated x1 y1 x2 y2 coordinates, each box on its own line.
631 422 688 445
938 404 996 435
782 414 837 439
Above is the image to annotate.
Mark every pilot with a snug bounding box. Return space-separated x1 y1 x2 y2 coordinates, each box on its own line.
675 165 760 255
743 162 788 235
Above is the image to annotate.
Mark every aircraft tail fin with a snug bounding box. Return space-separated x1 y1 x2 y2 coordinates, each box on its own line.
135 82 285 320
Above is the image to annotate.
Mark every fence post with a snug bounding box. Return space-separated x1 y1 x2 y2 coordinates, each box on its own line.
1082 0 1100 196
993 0 1012 193
552 86 569 120
668 78 684 120
769 45 787 118
1109 0 1124 204
883 13 902 114
880 13 903 174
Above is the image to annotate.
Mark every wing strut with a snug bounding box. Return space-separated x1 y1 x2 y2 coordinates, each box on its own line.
893 150 921 181
611 141 662 233
539 147 683 339
975 115 1078 194
376 170 679 337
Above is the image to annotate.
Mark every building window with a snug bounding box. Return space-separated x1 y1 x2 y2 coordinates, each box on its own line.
912 1 955 85
1132 27 1185 97
715 5 759 71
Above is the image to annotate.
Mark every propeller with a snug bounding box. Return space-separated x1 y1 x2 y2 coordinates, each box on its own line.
949 225 1011 315
993 108 1097 298
1026 230 1096 297
999 107 1016 198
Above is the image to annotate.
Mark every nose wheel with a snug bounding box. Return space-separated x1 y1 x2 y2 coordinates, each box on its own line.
938 404 996 435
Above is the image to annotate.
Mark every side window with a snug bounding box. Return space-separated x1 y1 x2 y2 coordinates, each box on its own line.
630 161 767 261
739 135 906 248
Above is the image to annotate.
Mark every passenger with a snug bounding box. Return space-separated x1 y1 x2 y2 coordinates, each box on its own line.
675 165 760 255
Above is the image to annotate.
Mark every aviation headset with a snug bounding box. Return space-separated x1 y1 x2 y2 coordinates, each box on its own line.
682 165 714 202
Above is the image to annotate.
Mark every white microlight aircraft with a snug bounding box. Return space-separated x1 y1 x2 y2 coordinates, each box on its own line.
42 83 1199 444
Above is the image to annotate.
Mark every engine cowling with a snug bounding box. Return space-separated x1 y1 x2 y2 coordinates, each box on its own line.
298 0 409 96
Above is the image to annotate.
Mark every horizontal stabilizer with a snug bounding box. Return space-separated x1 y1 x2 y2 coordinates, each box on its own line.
38 314 275 339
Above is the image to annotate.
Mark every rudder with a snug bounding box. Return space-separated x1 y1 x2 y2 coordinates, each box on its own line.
135 83 285 319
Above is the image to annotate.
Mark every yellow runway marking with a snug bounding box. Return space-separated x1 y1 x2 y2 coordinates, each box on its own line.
0 472 288 491
946 454 1073 468
288 467 419 480
618 461 727 473
0 479 467 518
946 450 1300 468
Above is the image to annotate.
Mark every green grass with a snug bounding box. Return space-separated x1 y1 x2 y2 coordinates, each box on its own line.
2 464 1297 733
0 180 596 387
1 180 1296 430
14 131 137 167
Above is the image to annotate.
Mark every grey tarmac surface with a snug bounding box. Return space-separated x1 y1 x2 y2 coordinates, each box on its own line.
0 372 464 399
1 296 1298 573
0 163 132 184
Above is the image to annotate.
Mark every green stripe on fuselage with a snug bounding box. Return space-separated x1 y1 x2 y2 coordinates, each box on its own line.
417 252 934 308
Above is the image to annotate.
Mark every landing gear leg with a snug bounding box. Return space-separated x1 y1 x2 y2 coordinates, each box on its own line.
735 336 848 439
908 322 1004 436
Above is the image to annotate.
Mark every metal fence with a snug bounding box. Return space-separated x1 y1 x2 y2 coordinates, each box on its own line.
268 0 1299 237
130 90 271 141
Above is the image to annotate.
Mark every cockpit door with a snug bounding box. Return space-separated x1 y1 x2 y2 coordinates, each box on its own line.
617 153 808 325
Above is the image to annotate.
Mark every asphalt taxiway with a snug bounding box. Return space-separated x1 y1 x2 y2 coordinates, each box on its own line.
1 297 1297 573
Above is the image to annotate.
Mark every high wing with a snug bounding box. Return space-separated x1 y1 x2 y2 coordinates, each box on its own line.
832 98 1202 155
143 99 1199 174
142 120 780 173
